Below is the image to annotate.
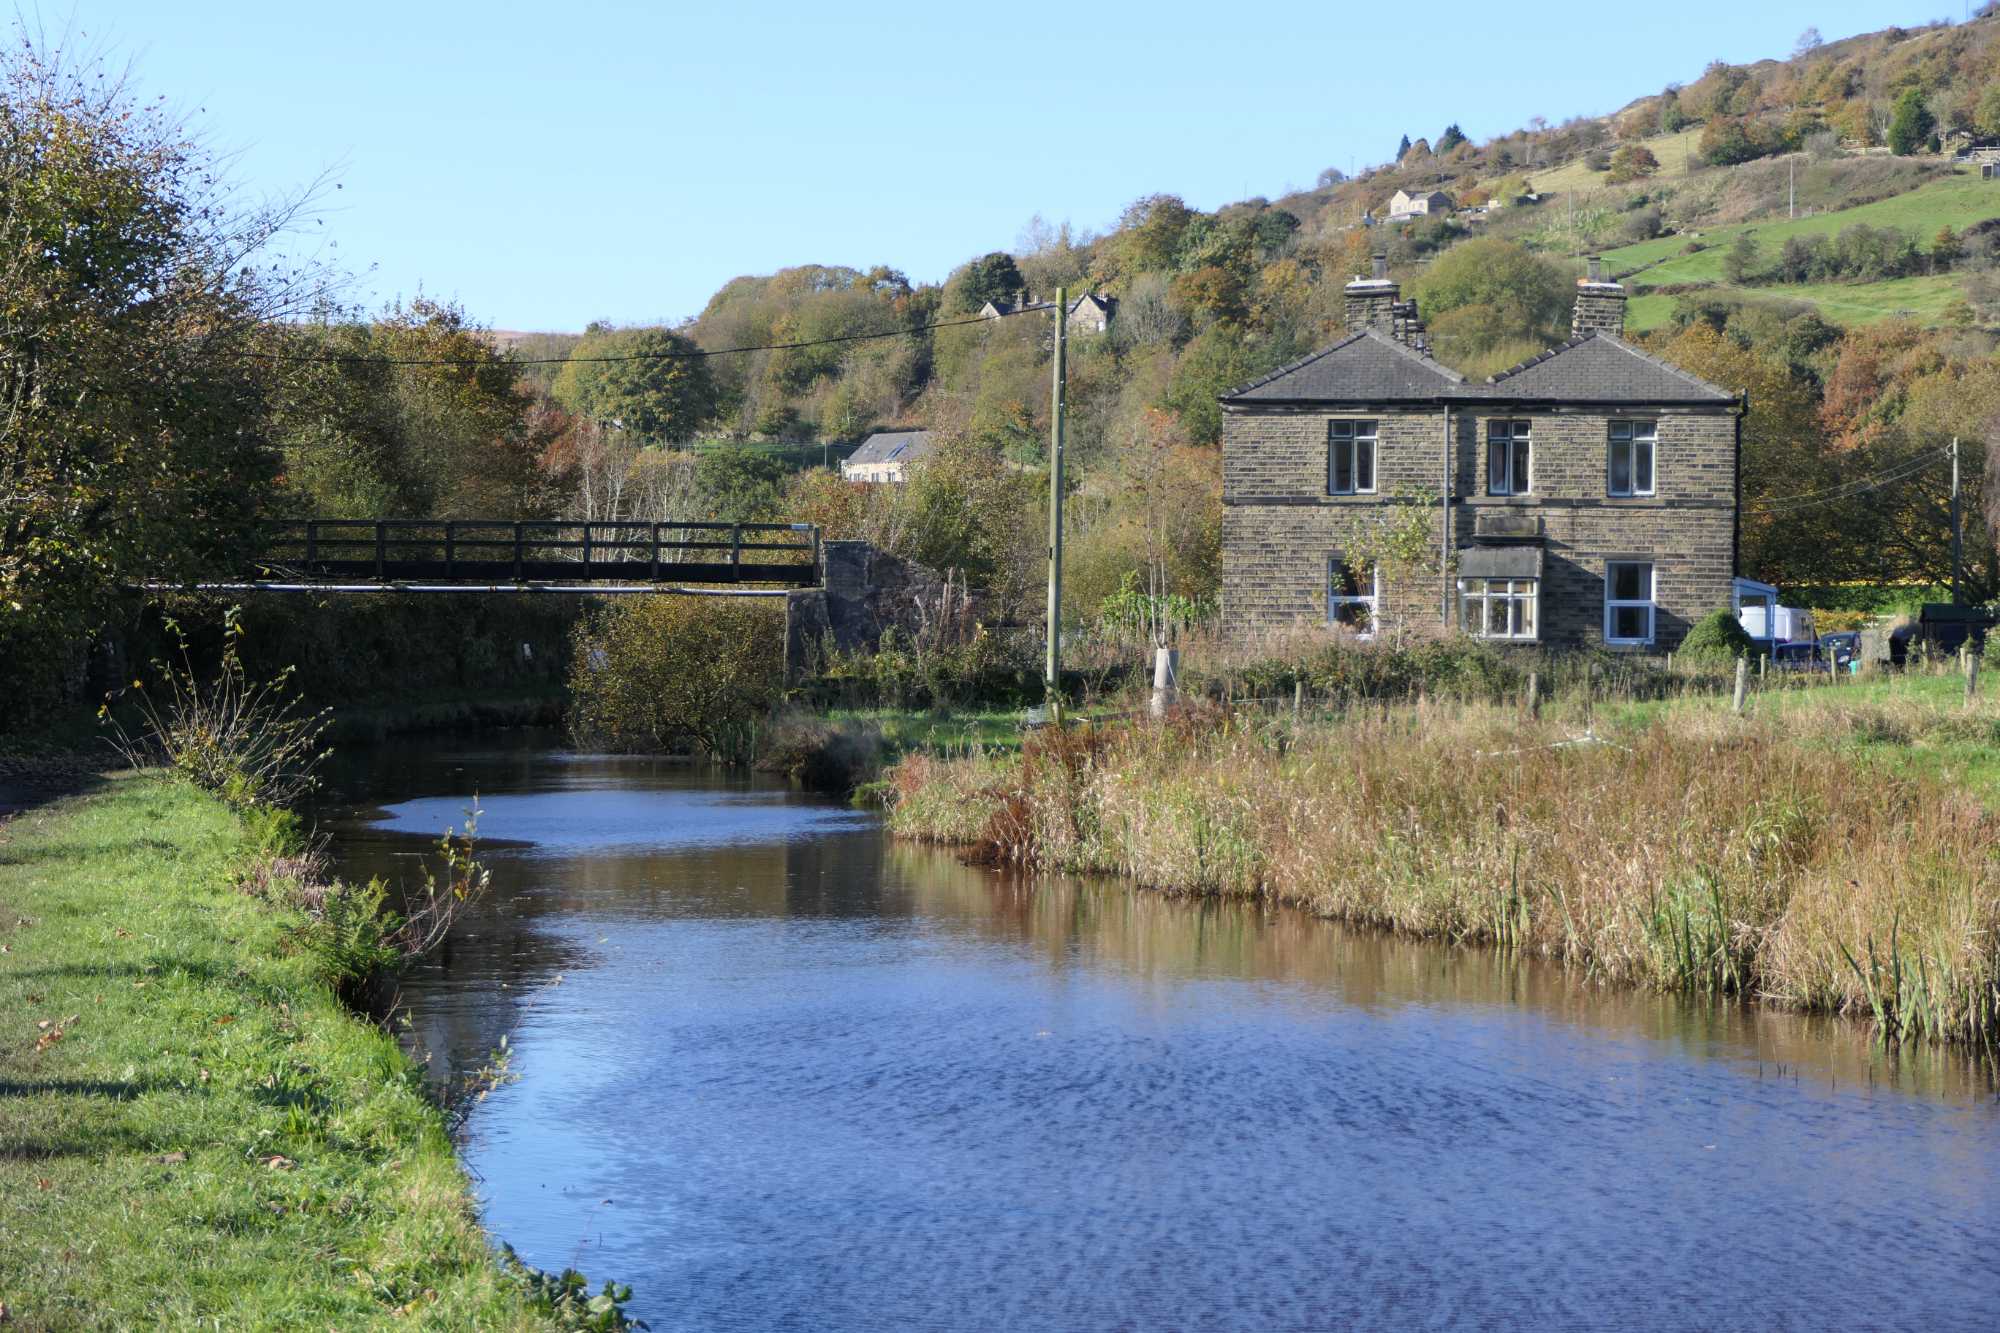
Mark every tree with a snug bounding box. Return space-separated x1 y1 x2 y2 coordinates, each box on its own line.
271 299 556 519
1792 27 1823 60
1606 144 1660 183
1722 231 1763 284
552 327 719 443
942 251 1025 313
0 39 311 660
1436 124 1467 153
1975 84 2000 140
1700 116 1779 165
1412 239 1570 374
1316 166 1346 189
1933 225 1964 273
1396 133 1411 160
1888 87 1936 156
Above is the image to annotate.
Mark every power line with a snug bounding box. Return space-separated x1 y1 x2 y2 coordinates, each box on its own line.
229 306 1039 368
1745 446 1950 515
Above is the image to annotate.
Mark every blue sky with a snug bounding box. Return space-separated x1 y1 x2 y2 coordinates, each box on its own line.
61 1 1966 330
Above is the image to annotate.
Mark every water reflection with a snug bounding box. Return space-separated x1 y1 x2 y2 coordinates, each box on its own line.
320 734 2000 1333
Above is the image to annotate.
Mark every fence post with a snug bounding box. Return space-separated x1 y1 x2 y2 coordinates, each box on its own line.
731 523 743 581
650 523 661 582
1293 678 1304 722
582 523 593 575
1966 644 1980 708
1526 670 1540 720
1732 657 1749 715
304 521 318 569
374 521 386 580
513 522 524 582
444 521 456 579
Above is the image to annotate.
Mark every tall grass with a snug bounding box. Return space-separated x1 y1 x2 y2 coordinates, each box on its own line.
888 698 2000 1044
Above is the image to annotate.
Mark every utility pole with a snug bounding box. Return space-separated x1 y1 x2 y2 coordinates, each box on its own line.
1045 286 1068 698
1788 156 1796 220
1951 436 1964 604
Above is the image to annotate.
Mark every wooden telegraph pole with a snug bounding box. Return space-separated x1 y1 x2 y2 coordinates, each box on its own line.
1950 436 1963 604
1046 286 1068 700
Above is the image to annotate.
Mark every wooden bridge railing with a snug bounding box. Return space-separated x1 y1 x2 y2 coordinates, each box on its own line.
256 519 821 586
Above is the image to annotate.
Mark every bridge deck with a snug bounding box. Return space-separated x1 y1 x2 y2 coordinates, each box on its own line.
254 519 820 587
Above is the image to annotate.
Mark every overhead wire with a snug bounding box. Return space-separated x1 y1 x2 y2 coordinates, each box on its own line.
226 304 1046 368
1744 446 1950 515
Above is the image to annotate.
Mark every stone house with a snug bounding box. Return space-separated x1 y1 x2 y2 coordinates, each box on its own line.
841 429 933 484
978 291 1115 335
1387 188 1453 220
1218 257 1742 652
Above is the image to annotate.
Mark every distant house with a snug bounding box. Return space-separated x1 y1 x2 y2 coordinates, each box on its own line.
977 293 1053 320
977 291 1114 335
1066 293 1115 334
841 429 934 484
1387 188 1452 221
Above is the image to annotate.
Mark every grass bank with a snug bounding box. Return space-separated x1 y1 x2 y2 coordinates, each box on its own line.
887 692 2000 1044
0 776 550 1328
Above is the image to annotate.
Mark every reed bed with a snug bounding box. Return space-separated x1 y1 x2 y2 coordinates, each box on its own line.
887 698 2000 1044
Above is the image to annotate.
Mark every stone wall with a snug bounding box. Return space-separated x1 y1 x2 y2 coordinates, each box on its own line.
784 539 970 679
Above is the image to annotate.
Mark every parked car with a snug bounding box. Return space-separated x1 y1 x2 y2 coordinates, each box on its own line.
1772 641 1828 672
1819 632 1860 671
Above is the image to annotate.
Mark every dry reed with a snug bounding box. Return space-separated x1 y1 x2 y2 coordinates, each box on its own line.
888 699 2000 1044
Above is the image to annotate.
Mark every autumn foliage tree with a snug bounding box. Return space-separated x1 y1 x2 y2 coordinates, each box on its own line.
0 36 320 711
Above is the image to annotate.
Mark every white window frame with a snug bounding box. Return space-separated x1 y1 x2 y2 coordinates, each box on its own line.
1328 558 1380 637
1608 420 1657 498
1604 560 1657 645
1327 420 1378 495
1459 577 1538 641
1487 419 1532 496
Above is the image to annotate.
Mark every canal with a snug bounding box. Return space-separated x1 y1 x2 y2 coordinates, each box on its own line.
318 732 2000 1332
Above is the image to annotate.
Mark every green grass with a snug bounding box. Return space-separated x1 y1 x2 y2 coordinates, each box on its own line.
1625 274 1967 331
1600 667 2000 802
0 776 548 1329
1597 171 2000 330
1526 127 1709 195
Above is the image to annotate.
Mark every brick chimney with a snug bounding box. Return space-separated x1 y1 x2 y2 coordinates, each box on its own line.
1572 256 1626 338
1345 254 1399 335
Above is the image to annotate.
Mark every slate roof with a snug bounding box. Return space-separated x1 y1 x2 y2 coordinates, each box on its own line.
1221 331 1735 407
1477 333 1737 404
845 429 934 467
1224 328 1465 403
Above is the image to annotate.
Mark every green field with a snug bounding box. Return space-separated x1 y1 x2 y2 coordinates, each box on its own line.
1625 273 1967 332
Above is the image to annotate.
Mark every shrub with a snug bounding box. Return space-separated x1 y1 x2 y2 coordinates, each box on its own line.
568 595 785 761
103 607 331 810
1678 607 1755 662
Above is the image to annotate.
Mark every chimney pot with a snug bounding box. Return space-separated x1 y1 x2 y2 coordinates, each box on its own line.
1371 254 1389 280
1586 255 1604 282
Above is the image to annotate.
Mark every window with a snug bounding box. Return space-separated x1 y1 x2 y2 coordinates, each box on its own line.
1608 421 1656 497
1328 420 1377 494
1459 578 1538 640
1487 419 1531 496
1605 561 1656 644
1328 559 1379 635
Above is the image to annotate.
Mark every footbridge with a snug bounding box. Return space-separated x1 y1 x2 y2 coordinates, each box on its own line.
231 519 822 590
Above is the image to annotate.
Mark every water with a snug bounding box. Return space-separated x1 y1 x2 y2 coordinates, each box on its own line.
319 732 2000 1332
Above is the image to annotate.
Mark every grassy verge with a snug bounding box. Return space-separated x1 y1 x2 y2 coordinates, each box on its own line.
887 688 2000 1044
0 776 548 1328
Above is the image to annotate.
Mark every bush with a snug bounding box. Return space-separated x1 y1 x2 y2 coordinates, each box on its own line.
103 607 331 810
568 595 785 760
1678 608 1756 662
